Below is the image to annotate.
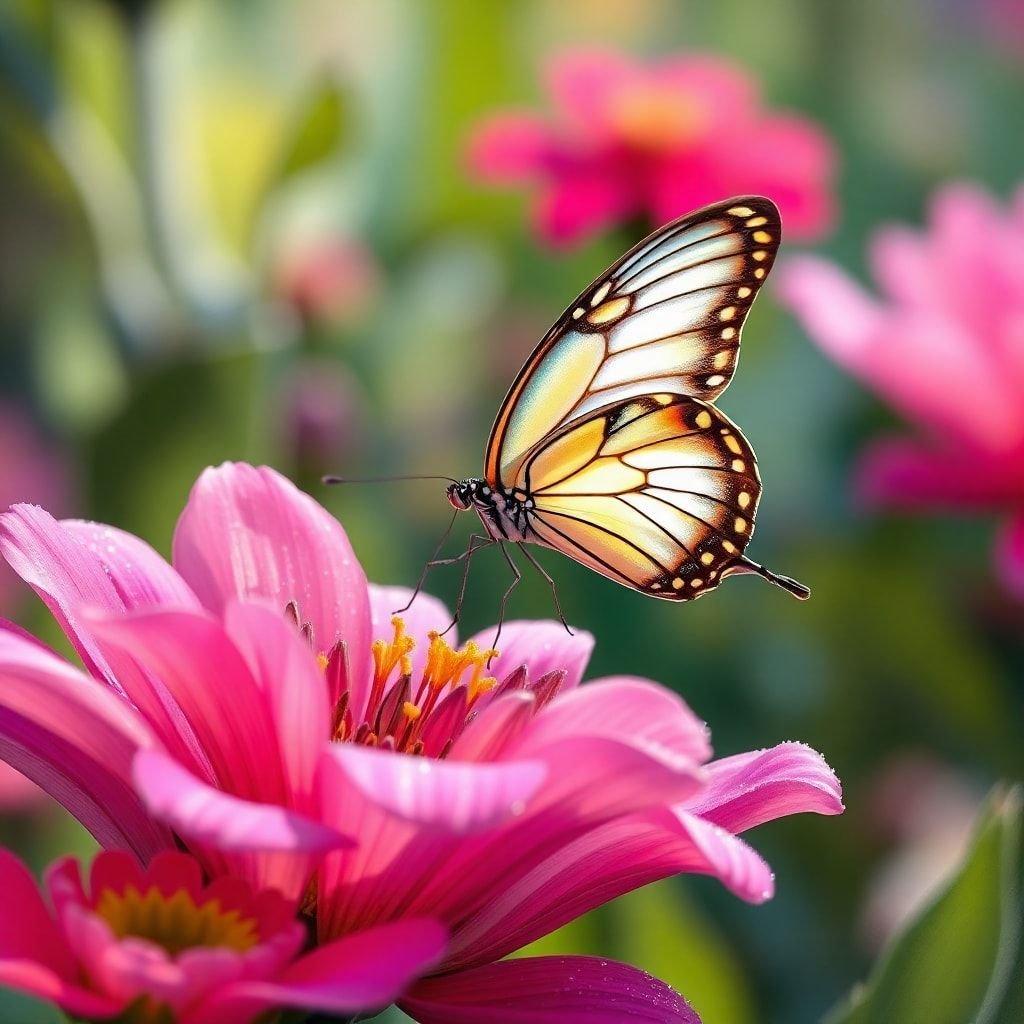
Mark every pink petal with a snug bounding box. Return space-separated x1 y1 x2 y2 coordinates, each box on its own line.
88 607 287 803
467 620 594 699
869 225 935 309
687 742 844 834
315 746 551 940
223 600 330 799
369 584 454 685
450 691 537 762
726 115 836 240
133 749 348 855
0 626 171 859
61 520 200 610
533 165 638 247
653 54 758 124
0 849 76 977
544 48 638 130
323 743 546 832
855 437 1024 510
0 505 198 687
466 112 556 183
517 677 711 764
774 256 885 376
386 736 705 948
443 807 771 969
172 462 372 695
778 259 1021 449
647 153 733 229
0 960 122 1020
183 919 446 1024
403 956 701 1024
996 512 1024 599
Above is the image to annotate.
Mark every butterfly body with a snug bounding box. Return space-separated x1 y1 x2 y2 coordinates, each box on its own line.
446 478 535 543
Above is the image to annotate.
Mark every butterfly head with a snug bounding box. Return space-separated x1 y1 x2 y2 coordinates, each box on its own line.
446 479 479 511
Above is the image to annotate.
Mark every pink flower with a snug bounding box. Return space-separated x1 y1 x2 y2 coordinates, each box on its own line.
467 48 836 247
0 462 843 1022
0 846 444 1023
273 236 380 325
776 182 1024 595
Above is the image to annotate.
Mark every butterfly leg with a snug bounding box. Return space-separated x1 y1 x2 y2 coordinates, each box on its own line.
491 541 523 655
516 543 573 635
396 508 460 613
440 533 495 636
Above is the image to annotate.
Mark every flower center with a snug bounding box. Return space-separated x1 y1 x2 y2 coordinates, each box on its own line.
608 85 706 152
96 886 259 955
334 616 498 757
289 602 500 758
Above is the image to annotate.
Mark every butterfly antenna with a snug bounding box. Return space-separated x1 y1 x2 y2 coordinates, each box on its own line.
323 473 460 486
734 556 811 601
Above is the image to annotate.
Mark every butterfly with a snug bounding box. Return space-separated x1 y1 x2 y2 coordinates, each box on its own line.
333 196 808 632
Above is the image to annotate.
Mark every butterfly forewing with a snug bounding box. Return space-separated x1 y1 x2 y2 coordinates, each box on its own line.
519 394 762 600
485 196 781 486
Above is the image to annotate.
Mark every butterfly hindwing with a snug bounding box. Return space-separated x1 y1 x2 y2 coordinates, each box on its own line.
485 196 781 486
517 394 762 600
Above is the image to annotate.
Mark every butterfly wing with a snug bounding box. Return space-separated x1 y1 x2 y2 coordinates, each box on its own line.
485 196 781 486
519 393 762 600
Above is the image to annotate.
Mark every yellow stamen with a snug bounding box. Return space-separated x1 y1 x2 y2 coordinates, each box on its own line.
470 675 498 702
96 886 259 954
402 701 422 721
420 632 501 697
372 616 415 687
316 652 330 671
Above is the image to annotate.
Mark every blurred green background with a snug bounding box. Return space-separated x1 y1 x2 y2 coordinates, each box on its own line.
0 1 1022 1022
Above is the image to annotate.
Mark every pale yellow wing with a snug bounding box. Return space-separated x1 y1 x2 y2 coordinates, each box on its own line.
486 196 781 487
520 393 764 601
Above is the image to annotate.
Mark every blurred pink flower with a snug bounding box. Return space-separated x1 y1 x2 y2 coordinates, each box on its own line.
0 462 842 1022
467 48 836 247
273 237 380 325
777 182 1024 595
0 846 443 1023
860 754 979 949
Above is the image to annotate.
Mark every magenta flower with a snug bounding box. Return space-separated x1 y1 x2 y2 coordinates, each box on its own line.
467 48 836 247
776 182 1024 595
0 462 842 1022
0 846 443 1023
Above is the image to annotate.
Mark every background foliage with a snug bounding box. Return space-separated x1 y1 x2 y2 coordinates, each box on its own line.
0 1 1022 1022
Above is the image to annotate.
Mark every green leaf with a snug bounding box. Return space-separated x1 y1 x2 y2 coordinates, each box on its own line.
274 76 348 185
826 786 1024 1024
